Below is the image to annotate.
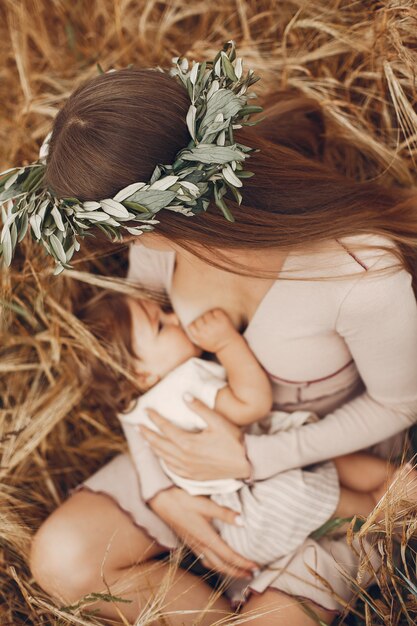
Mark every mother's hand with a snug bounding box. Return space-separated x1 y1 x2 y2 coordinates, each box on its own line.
138 395 252 481
149 486 259 577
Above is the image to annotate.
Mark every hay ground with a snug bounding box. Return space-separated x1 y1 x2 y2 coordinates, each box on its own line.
1 1 417 624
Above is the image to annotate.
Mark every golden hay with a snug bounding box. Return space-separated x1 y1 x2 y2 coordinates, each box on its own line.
1 1 417 624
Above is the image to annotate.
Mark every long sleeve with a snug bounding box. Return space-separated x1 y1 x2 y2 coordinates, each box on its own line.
244 263 417 480
119 415 175 502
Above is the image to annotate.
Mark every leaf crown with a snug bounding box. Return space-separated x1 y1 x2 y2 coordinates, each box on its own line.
0 40 264 274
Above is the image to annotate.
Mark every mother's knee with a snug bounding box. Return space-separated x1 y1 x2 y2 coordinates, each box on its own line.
29 489 166 604
29 499 99 603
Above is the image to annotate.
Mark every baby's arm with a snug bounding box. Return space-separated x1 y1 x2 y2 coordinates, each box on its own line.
187 308 273 425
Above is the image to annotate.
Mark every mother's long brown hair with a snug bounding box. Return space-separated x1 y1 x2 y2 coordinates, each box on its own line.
44 67 417 293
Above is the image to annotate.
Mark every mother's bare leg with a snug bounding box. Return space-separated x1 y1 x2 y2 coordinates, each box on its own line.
240 588 336 625
29 489 232 625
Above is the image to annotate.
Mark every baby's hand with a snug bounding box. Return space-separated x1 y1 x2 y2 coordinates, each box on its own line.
187 308 239 353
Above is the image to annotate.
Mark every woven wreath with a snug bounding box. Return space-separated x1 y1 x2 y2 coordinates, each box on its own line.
0 40 264 274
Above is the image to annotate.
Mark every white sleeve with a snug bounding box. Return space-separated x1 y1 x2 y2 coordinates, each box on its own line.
244 263 417 480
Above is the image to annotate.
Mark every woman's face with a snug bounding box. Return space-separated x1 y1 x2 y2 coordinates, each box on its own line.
127 296 202 384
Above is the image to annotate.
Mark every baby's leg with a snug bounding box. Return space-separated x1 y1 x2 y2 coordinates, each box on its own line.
332 454 417 519
333 486 376 519
333 452 397 493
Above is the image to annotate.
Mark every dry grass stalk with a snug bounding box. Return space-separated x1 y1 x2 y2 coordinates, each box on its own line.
1 1 417 624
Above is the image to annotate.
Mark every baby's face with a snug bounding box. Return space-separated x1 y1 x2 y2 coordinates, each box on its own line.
127 297 202 382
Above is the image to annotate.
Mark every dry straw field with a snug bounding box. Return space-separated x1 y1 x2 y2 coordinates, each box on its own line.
1 0 417 625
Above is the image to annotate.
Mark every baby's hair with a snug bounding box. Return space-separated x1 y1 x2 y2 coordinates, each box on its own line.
76 289 147 414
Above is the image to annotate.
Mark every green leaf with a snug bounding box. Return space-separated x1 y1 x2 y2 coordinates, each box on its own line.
10 221 17 251
206 79 220 101
125 226 144 235
75 211 111 222
113 182 147 202
148 175 179 191
29 214 42 239
225 182 243 205
222 163 243 187
1 225 12 266
17 211 29 242
126 189 176 212
221 52 238 82
196 60 207 85
4 171 19 190
21 166 45 192
1 211 20 234
203 89 245 127
62 197 80 204
181 144 246 164
198 117 229 143
0 166 20 178
51 206 65 231
82 201 101 211
149 165 163 185
122 200 152 214
213 184 235 222
179 180 200 197
223 40 236 63
235 170 255 178
189 62 199 86
310 517 353 541
237 105 264 116
99 198 131 218
234 57 243 80
186 105 197 141
37 199 50 222
49 233 67 264
0 187 23 203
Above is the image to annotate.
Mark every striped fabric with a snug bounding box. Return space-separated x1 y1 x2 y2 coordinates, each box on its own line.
210 460 339 564
119 359 341 565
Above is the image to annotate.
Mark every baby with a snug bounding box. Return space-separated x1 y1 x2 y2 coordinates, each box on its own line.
83 290 414 566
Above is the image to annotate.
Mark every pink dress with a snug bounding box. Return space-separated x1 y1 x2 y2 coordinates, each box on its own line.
70 232 417 612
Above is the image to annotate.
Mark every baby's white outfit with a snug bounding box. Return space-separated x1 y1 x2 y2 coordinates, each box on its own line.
119 357 340 565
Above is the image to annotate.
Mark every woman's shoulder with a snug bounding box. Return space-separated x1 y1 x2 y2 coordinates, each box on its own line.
126 242 175 291
334 233 416 325
335 232 402 273
284 233 402 287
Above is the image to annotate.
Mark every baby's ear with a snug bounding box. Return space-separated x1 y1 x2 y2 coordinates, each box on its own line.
133 365 160 390
143 372 160 388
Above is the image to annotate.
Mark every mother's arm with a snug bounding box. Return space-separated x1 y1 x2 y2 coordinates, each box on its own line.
245 262 417 479
142 263 417 483
119 411 258 577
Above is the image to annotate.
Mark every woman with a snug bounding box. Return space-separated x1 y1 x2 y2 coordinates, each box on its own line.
29 68 417 625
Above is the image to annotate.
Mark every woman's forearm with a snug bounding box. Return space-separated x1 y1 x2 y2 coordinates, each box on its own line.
119 418 175 502
244 390 417 480
244 260 417 480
